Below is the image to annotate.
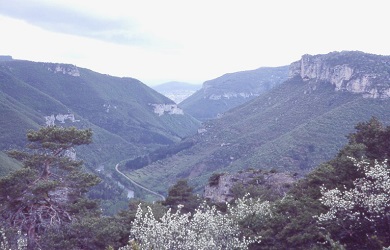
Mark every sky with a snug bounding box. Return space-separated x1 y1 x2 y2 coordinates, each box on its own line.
1 0 390 86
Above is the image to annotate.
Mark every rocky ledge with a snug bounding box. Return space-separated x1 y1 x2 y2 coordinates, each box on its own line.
289 51 390 98
204 170 296 203
47 63 80 77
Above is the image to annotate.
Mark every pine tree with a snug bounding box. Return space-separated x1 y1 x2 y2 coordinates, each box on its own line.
162 179 200 213
0 126 100 249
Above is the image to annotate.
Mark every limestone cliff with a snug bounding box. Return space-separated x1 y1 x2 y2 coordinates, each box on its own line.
151 104 184 116
289 51 390 98
46 63 80 76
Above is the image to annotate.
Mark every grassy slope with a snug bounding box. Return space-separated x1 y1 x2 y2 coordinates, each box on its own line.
128 76 390 195
2 61 199 141
0 152 22 176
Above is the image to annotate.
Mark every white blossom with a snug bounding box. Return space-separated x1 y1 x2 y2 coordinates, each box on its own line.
121 195 270 249
0 228 27 250
317 158 390 227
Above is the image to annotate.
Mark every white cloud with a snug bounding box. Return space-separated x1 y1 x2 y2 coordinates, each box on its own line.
0 0 390 85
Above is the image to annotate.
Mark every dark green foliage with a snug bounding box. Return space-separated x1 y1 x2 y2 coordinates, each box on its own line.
208 172 224 186
313 160 390 249
88 173 130 215
128 66 390 195
41 216 129 250
0 126 100 249
0 152 21 176
251 117 390 249
347 116 390 160
0 59 200 185
124 140 195 171
161 179 201 213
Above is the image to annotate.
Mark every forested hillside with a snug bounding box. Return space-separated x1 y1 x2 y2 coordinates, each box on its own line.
1 118 388 249
0 59 200 176
126 51 390 195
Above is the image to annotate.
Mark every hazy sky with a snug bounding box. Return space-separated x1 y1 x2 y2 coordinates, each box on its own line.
1 0 389 85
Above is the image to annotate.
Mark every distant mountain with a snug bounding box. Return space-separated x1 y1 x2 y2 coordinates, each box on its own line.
125 51 390 195
0 59 200 176
179 66 289 121
153 81 201 104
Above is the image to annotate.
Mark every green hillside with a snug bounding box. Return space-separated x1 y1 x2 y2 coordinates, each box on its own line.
179 66 289 121
0 152 21 176
0 60 200 176
126 51 390 195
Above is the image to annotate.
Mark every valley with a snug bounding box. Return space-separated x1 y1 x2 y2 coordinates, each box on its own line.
115 163 164 200
123 51 390 196
1 50 390 249
2 0 390 247
2 51 390 200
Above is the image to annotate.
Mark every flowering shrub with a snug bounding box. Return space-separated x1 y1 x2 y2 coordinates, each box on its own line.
228 194 272 222
121 195 271 250
0 228 27 250
317 158 390 248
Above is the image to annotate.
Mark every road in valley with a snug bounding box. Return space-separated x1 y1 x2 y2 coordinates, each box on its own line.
115 164 165 201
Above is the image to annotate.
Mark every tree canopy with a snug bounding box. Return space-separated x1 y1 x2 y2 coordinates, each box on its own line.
162 179 200 214
1 118 389 250
0 126 100 249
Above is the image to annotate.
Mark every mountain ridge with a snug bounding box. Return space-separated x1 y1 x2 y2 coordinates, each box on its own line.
290 50 390 98
125 51 390 195
0 59 200 176
179 66 289 121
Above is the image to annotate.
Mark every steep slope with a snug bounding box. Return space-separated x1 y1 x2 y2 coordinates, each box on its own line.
0 59 200 174
126 51 390 195
0 152 21 176
153 81 201 104
179 66 289 121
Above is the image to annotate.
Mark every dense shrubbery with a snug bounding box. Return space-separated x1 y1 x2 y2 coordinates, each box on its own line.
317 158 390 249
247 117 390 250
1 117 390 249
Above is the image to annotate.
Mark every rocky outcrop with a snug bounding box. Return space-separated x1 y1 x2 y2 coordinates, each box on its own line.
204 170 295 203
208 92 259 100
289 51 390 98
44 113 79 126
47 64 80 76
151 104 184 116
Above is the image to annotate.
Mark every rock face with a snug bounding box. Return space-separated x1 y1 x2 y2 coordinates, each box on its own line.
204 171 295 203
47 63 80 76
151 104 184 116
44 113 80 126
289 51 390 98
